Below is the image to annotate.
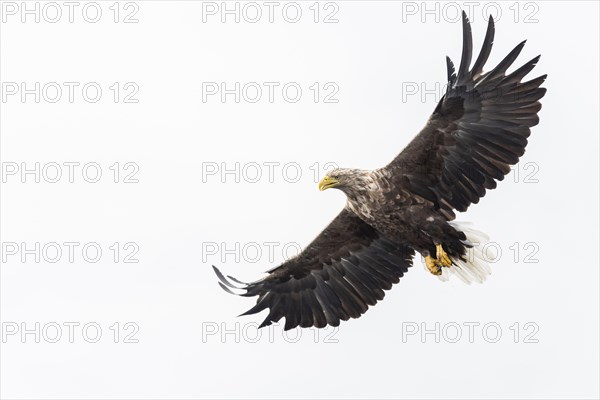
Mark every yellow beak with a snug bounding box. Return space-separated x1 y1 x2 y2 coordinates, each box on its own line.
318 176 340 191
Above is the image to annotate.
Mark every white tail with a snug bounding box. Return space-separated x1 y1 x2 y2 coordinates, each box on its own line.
429 222 494 284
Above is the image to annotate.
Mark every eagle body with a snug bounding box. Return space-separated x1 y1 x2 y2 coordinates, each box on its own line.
213 12 547 331
340 169 466 261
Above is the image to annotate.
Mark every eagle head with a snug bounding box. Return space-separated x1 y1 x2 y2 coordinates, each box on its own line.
318 168 373 194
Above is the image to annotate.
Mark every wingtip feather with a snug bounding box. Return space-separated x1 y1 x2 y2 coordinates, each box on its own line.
213 265 244 289
457 11 473 84
218 282 240 295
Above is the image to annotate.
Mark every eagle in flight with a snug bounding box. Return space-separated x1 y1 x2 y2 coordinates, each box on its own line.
213 12 546 330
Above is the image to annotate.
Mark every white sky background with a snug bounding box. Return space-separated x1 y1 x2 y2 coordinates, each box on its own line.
1 1 599 399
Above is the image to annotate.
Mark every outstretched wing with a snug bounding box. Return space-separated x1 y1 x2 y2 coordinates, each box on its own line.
213 209 414 330
384 12 547 220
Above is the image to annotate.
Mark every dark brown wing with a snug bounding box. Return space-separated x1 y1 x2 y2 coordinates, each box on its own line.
384 12 547 220
213 209 414 330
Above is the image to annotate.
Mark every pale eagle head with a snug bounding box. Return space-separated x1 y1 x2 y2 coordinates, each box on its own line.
318 168 374 195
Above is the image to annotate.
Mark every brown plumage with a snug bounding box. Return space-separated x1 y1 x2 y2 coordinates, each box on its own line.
214 12 546 330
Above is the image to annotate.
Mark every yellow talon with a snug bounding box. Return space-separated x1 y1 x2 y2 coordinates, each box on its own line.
436 244 452 267
425 256 441 275
425 244 453 276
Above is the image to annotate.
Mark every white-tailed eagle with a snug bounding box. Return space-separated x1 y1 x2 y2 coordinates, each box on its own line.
213 12 546 330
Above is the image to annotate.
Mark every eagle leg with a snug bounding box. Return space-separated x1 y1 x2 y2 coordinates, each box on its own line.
436 243 453 268
425 244 453 275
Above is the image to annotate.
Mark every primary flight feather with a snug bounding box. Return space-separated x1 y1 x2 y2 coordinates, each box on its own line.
213 12 547 330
